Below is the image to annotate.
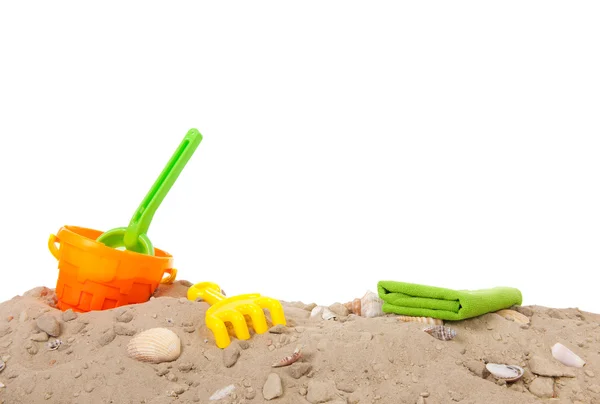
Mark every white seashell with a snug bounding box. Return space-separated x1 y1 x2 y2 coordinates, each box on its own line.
361 291 384 318
127 328 181 364
398 315 443 325
47 339 62 350
321 308 337 320
310 306 337 321
551 343 585 368
210 384 235 400
310 306 325 319
486 363 524 382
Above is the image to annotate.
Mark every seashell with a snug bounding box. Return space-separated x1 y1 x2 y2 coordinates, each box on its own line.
486 363 524 382
423 325 456 341
361 291 384 318
343 298 362 317
0 359 5 373
209 384 235 401
321 308 337 320
495 309 530 325
47 339 62 350
551 342 585 368
398 315 443 325
127 328 181 364
272 346 302 367
310 306 337 321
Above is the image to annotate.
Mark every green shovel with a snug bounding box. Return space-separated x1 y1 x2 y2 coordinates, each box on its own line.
97 128 203 255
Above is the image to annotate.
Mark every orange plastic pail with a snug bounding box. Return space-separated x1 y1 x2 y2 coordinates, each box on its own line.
48 225 177 312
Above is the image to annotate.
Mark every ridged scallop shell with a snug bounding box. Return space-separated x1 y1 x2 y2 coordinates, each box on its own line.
486 363 524 382
423 325 456 341
495 309 530 325
398 315 443 325
551 343 585 368
127 328 181 364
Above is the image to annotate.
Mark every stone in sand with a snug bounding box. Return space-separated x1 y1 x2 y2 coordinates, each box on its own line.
238 340 250 349
528 377 554 398
262 373 283 400
306 379 337 403
528 356 576 377
269 324 287 334
114 323 136 336
244 387 256 399
328 302 350 317
223 342 241 368
62 309 77 322
464 360 490 379
289 362 312 379
98 329 116 346
31 332 49 342
36 314 60 337
116 310 134 323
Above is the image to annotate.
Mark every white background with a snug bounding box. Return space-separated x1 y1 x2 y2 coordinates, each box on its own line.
1 2 599 313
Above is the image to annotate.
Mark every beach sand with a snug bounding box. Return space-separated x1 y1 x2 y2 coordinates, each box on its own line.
0 281 598 404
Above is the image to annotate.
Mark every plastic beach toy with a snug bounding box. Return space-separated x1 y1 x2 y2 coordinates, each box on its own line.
187 282 287 349
97 128 203 255
48 225 177 312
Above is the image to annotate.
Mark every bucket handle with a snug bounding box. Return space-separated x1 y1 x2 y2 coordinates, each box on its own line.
48 234 61 260
161 268 177 284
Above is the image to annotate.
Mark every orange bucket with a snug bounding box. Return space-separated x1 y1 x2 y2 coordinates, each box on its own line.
48 225 177 312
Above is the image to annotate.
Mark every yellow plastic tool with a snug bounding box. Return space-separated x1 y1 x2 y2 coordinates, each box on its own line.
187 282 286 349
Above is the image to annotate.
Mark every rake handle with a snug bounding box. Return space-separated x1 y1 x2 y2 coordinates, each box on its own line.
187 282 225 306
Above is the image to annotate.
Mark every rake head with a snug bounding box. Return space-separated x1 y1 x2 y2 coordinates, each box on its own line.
187 282 287 348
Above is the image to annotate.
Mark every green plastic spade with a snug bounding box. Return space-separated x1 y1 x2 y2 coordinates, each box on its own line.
97 128 203 255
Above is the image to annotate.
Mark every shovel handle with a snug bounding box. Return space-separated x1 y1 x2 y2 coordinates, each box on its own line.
124 128 203 249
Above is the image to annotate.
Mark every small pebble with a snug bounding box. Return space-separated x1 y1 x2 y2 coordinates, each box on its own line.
116 311 133 323
178 362 194 373
36 314 61 337
179 297 188 304
151 314 157 319
585 370 595 378
62 310 78 322
67 337 75 343
244 387 256 399
420 392 430 397
269 324 287 334
243 379 252 387
173 384 186 395
31 332 49 342
493 333 502 341
183 326 195 333
299 387 308 396
25 341 39 355
238 340 250 349
114 323 136 336
223 343 242 368
44 392 53 400
84 382 95 393
74 370 82 378
98 329 116 346
167 373 178 382
268 345 275 352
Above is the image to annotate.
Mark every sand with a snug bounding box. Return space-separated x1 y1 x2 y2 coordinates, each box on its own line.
0 281 599 404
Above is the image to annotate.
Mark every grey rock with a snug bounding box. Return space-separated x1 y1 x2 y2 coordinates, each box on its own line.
113 323 136 336
262 373 283 400
528 377 554 398
30 332 49 342
223 342 241 368
289 362 312 379
36 314 61 337
306 379 337 403
62 310 78 322
238 340 250 350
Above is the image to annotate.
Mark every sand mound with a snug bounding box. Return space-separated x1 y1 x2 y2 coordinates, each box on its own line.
0 282 599 404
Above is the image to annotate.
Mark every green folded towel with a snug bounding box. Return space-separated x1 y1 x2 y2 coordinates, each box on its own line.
377 280 523 321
